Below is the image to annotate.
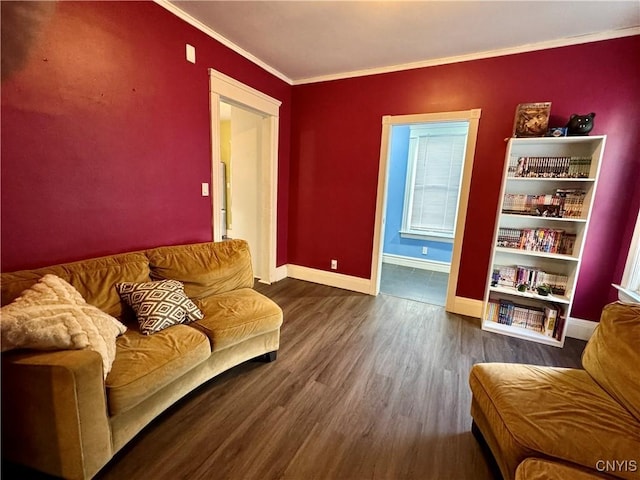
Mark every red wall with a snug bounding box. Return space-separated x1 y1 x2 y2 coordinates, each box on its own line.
289 36 640 321
1 1 291 271
2 2 638 322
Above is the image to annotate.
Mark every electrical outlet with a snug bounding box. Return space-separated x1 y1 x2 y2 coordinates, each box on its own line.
331 259 338 270
422 247 428 255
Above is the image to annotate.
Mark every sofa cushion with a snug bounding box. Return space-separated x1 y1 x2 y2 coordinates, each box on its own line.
62 253 151 320
582 301 640 423
192 288 282 351
469 363 640 480
146 240 254 300
0 275 127 378
106 325 210 415
115 280 203 335
1 252 151 321
515 459 607 480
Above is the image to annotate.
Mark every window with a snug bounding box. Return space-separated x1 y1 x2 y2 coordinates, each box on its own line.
401 121 469 240
614 209 640 303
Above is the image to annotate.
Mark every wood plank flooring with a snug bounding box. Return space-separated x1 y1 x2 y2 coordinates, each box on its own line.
6 278 588 480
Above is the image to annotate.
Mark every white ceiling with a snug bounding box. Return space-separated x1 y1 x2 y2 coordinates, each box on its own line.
166 1 640 84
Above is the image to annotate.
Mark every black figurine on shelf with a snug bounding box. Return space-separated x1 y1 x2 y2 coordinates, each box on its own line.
566 113 596 136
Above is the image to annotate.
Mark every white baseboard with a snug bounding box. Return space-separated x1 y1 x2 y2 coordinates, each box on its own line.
382 253 451 273
566 317 598 341
258 265 289 285
273 270 598 342
446 296 484 318
286 264 372 294
448 297 598 341
273 265 288 282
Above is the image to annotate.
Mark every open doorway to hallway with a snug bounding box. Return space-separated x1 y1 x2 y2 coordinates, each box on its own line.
209 69 281 284
371 109 481 313
219 101 263 275
378 122 464 306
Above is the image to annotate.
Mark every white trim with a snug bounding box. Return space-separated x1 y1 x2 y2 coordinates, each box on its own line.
154 2 638 87
287 265 372 295
385 110 482 124
456 299 596 342
293 27 640 85
263 115 280 284
448 296 484 318
209 69 281 284
278 270 596 341
209 69 282 115
565 317 598 341
154 0 292 85
382 254 450 274
273 265 288 283
612 285 640 304
399 231 454 243
618 208 640 300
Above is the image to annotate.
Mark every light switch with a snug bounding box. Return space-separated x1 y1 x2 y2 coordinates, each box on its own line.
201 182 209 196
186 44 196 64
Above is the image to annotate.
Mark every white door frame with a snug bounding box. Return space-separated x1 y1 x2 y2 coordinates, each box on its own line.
370 109 481 314
209 69 281 283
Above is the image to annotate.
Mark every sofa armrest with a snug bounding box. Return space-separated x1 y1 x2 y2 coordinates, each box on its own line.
1 349 113 480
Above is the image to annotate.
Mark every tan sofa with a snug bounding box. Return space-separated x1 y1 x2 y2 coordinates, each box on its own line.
470 301 640 480
1 239 283 480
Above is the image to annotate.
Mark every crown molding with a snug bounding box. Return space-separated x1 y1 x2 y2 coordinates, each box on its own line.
153 2 638 88
154 0 293 85
293 27 640 85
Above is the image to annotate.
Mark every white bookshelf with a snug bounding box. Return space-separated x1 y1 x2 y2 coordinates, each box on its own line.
482 135 606 347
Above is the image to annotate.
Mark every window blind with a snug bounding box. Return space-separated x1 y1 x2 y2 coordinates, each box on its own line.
404 122 468 237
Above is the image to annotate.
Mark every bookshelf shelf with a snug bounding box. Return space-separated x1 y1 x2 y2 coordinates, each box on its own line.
488 285 571 305
505 177 596 183
482 320 563 347
501 214 587 223
483 135 606 347
494 247 580 262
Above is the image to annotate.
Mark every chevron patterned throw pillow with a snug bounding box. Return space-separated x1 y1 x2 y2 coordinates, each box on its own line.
116 280 203 335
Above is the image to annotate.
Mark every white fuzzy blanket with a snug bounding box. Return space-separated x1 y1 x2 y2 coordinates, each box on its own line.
1 274 126 378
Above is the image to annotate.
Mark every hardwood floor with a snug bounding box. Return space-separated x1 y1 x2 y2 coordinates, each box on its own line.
6 278 588 480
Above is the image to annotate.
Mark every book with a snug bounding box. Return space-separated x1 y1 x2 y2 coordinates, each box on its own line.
508 156 591 179
512 306 529 328
497 227 573 254
497 265 517 287
512 103 552 138
543 306 558 337
492 264 568 295
526 308 545 333
498 300 515 325
556 189 586 218
553 313 566 340
486 300 500 322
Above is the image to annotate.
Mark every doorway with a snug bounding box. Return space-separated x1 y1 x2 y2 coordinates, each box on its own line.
219 101 264 274
378 122 465 306
370 110 481 314
209 69 281 283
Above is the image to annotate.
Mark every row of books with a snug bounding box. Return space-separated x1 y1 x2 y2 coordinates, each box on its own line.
557 189 587 218
507 156 592 178
492 264 569 296
497 227 576 255
502 189 586 218
486 299 565 339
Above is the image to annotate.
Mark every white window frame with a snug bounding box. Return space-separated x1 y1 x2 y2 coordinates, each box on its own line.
614 208 640 303
400 122 469 242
